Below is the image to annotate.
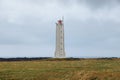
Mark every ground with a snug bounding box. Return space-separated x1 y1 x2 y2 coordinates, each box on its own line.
0 58 120 80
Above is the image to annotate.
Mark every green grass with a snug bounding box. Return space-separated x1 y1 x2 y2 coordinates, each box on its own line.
0 59 120 80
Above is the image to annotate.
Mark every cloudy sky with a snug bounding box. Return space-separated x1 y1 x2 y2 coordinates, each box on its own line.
0 0 120 57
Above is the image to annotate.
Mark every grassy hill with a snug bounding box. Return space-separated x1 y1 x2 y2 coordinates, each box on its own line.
0 58 120 80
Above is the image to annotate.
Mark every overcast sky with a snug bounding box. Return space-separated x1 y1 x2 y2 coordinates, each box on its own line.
0 0 120 57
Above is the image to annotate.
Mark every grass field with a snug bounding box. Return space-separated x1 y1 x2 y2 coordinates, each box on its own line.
0 58 120 80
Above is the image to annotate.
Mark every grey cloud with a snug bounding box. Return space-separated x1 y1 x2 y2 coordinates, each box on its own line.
84 0 110 8
0 22 54 45
76 0 120 10
65 19 120 49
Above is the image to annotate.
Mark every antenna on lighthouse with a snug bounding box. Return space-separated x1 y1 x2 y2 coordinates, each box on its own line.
62 16 64 22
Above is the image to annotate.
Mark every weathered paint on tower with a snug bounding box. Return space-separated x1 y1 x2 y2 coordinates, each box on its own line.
55 19 66 58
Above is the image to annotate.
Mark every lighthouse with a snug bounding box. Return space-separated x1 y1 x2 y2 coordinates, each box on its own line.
55 19 66 58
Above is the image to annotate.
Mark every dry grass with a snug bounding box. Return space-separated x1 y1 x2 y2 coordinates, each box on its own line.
0 58 120 80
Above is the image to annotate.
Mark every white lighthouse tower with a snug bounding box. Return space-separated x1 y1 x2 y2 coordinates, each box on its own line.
55 19 66 58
